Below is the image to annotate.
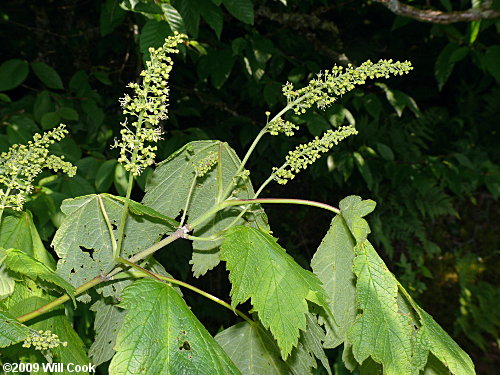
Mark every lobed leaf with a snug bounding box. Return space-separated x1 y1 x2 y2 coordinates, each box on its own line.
142 140 269 277
347 241 415 375
286 314 332 375
89 299 126 366
337 195 475 375
109 278 241 375
311 215 357 348
220 226 329 359
399 287 476 375
90 259 182 366
53 194 175 301
339 195 375 243
215 322 291 374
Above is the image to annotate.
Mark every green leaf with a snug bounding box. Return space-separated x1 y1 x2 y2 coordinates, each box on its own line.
353 152 373 189
0 211 55 268
198 0 224 38
0 59 29 91
435 43 459 91
142 140 268 277
114 163 128 196
6 116 39 145
0 263 15 300
376 83 420 117
109 279 241 375
2 248 75 303
209 49 235 88
59 174 95 197
93 70 112 85
363 93 382 120
449 46 469 63
33 90 54 123
216 316 331 375
40 111 61 130
339 195 376 243
0 93 11 103
95 159 117 192
223 0 254 24
398 288 476 375
311 215 356 349
161 3 187 33
58 106 79 121
31 61 64 90
100 0 127 36
304 112 331 137
89 299 126 366
287 314 332 375
173 0 200 37
348 241 415 375
0 311 30 348
220 226 329 358
376 143 394 161
81 98 104 127
53 194 174 300
468 20 480 45
215 321 291 374
484 45 500 81
135 1 163 14
139 20 172 56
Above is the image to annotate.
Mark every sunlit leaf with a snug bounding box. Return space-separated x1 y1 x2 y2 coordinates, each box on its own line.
220 226 329 358
143 140 268 277
109 279 241 374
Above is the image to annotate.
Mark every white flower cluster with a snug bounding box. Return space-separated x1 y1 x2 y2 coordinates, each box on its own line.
113 32 186 176
272 125 358 184
0 124 76 211
283 59 413 114
22 330 68 351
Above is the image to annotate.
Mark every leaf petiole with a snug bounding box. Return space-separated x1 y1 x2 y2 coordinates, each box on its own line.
117 257 254 325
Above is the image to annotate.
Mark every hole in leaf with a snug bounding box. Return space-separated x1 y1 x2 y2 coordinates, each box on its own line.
111 223 117 230
80 246 93 254
179 340 191 351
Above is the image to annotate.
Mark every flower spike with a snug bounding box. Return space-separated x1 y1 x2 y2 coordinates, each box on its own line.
113 32 187 176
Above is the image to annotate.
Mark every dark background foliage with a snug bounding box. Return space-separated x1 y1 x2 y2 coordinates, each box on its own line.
0 0 498 373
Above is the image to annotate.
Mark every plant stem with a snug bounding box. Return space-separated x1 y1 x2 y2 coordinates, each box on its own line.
219 94 309 202
17 275 105 323
189 197 340 232
227 198 341 215
118 257 254 325
16 227 186 323
115 111 145 259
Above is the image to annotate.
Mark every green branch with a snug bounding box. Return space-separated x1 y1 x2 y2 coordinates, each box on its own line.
16 227 187 323
189 197 340 232
118 257 254 325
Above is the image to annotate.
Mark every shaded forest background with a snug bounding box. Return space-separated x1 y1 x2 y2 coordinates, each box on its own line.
0 0 498 373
